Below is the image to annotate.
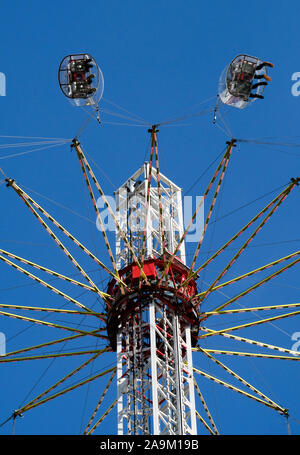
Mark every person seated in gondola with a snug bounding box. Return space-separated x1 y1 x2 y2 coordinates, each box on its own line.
69 58 93 74
249 61 274 99
69 58 94 84
227 59 255 100
229 60 274 101
70 71 86 83
86 74 95 85
228 72 252 101
70 81 96 99
68 57 96 98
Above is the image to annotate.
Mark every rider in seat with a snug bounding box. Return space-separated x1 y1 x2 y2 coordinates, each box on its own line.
229 59 274 101
68 57 95 99
250 61 274 99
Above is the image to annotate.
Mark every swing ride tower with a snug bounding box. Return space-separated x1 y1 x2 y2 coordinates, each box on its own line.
2 53 300 436
106 126 199 435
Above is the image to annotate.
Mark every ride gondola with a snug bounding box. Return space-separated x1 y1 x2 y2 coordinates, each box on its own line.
58 53 104 107
219 54 274 109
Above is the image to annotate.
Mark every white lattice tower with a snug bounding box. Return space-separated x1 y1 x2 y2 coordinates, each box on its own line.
106 150 199 435
114 162 186 268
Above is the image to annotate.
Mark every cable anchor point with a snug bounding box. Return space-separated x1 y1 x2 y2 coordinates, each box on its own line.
148 124 159 134
96 105 101 124
12 410 23 419
291 177 300 186
213 95 220 124
71 138 80 149
5 178 14 188
226 138 237 146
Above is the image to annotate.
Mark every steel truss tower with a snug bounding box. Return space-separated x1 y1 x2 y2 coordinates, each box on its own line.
106 128 200 435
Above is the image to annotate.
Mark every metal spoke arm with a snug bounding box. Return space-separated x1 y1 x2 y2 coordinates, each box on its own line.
3 333 95 358
14 365 116 416
185 179 298 286
0 248 97 293
139 129 154 279
5 179 111 303
188 140 235 278
0 309 107 339
159 139 236 285
196 348 300 360
202 302 300 316
199 347 286 409
17 352 108 412
152 127 168 275
83 369 116 435
0 349 106 363
195 250 300 299
197 184 296 304
0 303 105 323
199 307 300 339
5 178 122 290
0 253 96 313
75 147 123 287
71 140 149 283
193 366 288 415
199 328 300 356
209 254 300 316
86 399 118 435
193 378 219 434
195 410 216 435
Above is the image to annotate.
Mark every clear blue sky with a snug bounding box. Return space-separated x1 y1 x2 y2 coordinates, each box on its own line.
0 0 300 435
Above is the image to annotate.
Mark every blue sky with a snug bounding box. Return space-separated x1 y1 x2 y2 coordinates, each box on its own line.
0 0 300 435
